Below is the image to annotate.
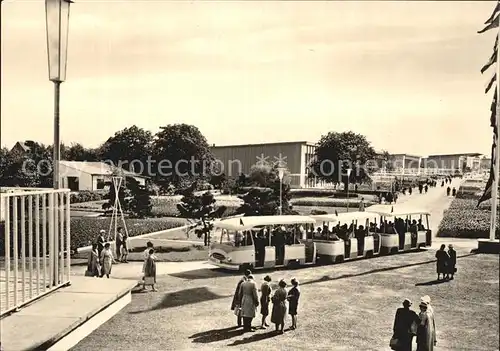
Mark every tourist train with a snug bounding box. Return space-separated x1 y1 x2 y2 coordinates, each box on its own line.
208 205 433 271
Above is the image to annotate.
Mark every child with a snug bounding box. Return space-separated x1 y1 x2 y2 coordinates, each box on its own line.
120 233 129 263
287 278 300 330
142 241 154 280
100 243 116 278
143 249 157 292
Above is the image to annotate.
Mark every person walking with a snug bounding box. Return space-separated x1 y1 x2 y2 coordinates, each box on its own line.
231 269 251 327
120 233 129 263
239 274 259 332
115 227 124 262
435 244 450 280
86 243 101 277
392 299 419 351
416 301 436 351
99 243 116 278
260 275 272 329
446 186 451 196
287 278 300 330
452 187 457 197
142 248 157 291
359 197 365 212
271 279 287 334
142 241 154 280
448 244 457 280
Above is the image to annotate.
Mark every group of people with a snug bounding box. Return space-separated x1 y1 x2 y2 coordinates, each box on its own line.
231 270 300 334
86 228 130 278
435 244 457 281
392 295 437 351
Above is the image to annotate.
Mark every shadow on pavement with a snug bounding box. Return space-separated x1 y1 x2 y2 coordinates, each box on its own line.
415 279 449 286
300 253 474 287
227 330 279 346
128 287 232 314
189 326 244 343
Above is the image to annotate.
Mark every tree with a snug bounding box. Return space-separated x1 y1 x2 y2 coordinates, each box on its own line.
177 190 227 246
379 150 395 172
62 143 99 161
100 125 153 175
310 131 377 191
152 124 214 189
128 178 152 218
102 176 130 213
236 164 294 216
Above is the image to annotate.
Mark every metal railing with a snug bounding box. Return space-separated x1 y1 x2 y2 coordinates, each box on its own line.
0 188 71 317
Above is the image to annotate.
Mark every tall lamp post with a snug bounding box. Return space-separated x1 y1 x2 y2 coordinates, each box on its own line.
46 0 72 189
346 168 353 212
277 167 285 215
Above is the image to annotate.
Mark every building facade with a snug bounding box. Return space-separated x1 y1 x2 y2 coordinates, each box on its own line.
210 141 318 188
59 161 147 191
390 154 422 174
423 153 483 173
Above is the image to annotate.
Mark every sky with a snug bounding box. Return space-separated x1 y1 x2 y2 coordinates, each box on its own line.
0 1 497 156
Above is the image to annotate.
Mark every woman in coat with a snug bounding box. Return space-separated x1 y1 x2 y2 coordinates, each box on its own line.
417 302 436 351
142 249 157 291
448 244 457 280
260 275 272 329
271 279 287 334
435 244 450 280
87 243 100 277
238 274 259 332
287 278 300 330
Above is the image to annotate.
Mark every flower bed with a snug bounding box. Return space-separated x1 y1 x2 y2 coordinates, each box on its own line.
70 217 188 249
438 198 499 239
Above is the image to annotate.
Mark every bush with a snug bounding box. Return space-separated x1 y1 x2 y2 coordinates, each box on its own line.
150 195 241 217
438 198 499 239
331 192 359 199
290 197 376 207
290 189 337 197
310 209 328 215
70 191 105 204
70 217 188 249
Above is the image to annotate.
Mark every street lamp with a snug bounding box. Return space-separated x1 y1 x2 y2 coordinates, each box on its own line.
277 167 285 215
346 168 353 212
45 0 72 189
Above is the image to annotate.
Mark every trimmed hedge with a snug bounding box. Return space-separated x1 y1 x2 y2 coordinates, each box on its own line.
438 198 499 239
70 191 105 204
149 196 241 217
290 197 376 207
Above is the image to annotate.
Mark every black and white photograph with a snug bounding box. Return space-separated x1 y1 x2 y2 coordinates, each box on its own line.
0 1 499 350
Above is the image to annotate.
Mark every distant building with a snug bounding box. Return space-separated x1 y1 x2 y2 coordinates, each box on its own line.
10 141 33 156
390 154 422 174
210 141 318 188
59 161 147 191
422 153 483 173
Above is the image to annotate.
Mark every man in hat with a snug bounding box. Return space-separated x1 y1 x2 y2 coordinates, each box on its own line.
96 230 106 257
231 269 251 327
239 274 259 332
393 298 419 351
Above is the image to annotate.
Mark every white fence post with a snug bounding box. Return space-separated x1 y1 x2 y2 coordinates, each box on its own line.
1 188 72 316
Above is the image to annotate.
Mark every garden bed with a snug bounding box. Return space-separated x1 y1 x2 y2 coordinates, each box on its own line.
438 198 499 239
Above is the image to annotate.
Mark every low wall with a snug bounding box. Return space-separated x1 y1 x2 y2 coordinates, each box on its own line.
76 224 193 254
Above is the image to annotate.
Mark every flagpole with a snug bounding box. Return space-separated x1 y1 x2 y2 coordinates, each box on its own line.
491 26 500 242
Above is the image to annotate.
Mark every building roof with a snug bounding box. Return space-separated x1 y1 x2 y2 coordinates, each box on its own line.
59 161 147 178
427 153 483 158
391 153 422 159
11 141 31 152
211 141 316 148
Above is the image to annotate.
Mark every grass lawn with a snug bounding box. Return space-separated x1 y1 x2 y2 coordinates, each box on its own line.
71 248 499 351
